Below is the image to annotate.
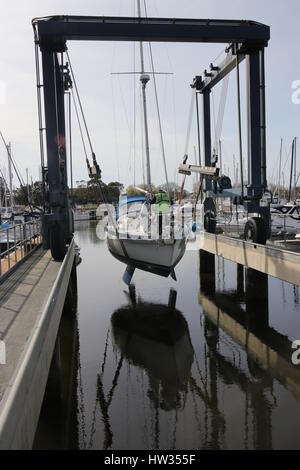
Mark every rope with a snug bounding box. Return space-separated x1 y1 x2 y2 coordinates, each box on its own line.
67 51 131 261
178 91 195 208
143 1 170 197
70 89 89 164
178 177 186 207
193 176 204 221
171 76 179 187
110 80 121 182
68 56 111 210
66 51 95 156
184 89 196 156
195 92 201 167
68 62 112 222
116 75 134 178
213 75 229 155
178 156 188 207
148 42 170 196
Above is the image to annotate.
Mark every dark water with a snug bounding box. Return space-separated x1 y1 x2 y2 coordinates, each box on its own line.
34 221 300 450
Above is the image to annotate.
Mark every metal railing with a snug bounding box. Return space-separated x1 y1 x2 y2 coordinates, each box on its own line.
0 219 41 278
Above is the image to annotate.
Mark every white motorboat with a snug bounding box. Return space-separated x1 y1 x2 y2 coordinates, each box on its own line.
270 203 300 235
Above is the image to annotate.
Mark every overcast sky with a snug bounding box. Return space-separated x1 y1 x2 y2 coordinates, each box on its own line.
0 0 299 191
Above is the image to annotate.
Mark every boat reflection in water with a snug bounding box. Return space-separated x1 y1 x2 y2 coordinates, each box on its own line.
96 287 198 449
90 263 300 450
111 287 194 412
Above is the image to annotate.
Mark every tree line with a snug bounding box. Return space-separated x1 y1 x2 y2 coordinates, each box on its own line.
12 178 299 207
12 179 191 207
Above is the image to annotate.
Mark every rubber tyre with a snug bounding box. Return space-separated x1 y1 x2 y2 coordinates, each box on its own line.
50 224 67 261
244 217 267 245
204 210 216 234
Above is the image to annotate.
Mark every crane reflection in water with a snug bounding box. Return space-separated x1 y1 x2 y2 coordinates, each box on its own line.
199 253 300 450
34 224 300 450
89 265 300 450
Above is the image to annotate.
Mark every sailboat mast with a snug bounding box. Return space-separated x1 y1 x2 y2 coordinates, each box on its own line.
278 137 282 200
26 167 29 205
7 142 13 209
4 169 7 211
288 138 295 202
137 0 151 194
294 137 297 201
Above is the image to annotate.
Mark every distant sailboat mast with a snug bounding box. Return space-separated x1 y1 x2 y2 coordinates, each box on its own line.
137 0 152 195
3 168 7 212
7 142 13 210
294 137 297 201
278 137 283 200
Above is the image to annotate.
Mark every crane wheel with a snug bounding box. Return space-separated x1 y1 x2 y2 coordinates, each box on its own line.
244 217 267 245
204 210 216 234
50 223 67 261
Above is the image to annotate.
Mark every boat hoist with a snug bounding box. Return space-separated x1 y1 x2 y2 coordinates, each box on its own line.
32 15 270 260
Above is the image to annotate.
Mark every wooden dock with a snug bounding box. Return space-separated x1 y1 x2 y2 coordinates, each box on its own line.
198 232 300 286
0 236 41 276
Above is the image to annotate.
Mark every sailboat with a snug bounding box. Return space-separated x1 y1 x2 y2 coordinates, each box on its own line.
106 0 187 284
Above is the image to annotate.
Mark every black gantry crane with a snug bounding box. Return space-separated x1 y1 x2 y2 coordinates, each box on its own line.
32 15 270 259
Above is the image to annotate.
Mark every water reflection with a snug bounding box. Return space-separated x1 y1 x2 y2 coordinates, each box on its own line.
96 287 195 449
111 287 194 412
200 262 300 398
199 255 300 448
203 316 274 449
91 286 228 450
74 220 105 245
34 224 300 449
33 270 79 449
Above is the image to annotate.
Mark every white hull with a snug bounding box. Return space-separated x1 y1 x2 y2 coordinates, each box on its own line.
107 233 186 277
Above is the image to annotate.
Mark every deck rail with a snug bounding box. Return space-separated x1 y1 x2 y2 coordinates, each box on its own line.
0 219 41 278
